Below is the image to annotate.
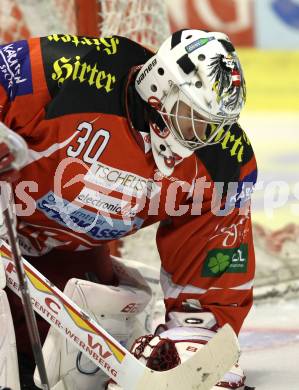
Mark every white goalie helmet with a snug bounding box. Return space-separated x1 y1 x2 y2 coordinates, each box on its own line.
135 29 246 174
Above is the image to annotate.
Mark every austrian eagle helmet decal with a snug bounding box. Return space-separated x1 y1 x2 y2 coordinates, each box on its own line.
208 45 246 114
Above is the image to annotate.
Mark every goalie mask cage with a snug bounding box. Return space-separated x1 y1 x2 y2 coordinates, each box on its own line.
0 0 170 49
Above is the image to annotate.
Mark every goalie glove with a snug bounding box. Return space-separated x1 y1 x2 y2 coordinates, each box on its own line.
107 310 245 390
0 122 28 182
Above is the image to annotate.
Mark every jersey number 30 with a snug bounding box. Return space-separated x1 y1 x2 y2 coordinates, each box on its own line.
67 121 110 164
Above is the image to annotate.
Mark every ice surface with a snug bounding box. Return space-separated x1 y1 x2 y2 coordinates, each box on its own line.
240 299 299 389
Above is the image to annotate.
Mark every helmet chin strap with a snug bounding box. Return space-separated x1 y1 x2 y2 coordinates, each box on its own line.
150 122 193 176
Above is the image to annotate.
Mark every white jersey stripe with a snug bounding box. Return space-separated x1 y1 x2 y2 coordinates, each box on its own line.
161 267 253 300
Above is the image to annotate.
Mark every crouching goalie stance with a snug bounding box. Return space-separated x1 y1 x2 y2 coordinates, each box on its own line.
0 28 256 389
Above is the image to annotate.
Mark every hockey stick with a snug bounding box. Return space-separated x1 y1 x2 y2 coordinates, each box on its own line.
0 186 50 390
0 240 240 390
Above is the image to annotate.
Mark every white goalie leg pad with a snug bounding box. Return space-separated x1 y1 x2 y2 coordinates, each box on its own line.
34 256 152 390
0 289 20 390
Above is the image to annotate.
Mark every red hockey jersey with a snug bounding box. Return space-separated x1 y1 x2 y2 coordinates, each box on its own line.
0 35 257 332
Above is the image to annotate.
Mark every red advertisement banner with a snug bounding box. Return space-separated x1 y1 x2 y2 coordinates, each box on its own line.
169 0 254 46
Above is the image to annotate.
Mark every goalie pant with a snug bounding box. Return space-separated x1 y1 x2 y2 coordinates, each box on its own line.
0 34 257 377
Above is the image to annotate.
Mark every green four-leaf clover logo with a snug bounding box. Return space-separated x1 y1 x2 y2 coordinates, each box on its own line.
208 253 230 274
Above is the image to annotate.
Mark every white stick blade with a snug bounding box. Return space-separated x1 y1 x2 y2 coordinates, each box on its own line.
135 324 239 390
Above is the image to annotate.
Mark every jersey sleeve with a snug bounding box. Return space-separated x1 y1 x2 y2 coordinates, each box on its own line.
156 125 258 334
0 38 52 135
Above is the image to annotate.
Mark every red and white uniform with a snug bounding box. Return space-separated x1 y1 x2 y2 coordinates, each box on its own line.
0 34 257 336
